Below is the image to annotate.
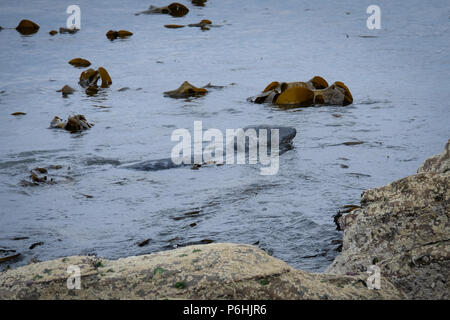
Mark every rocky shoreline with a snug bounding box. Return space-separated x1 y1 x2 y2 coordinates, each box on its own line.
0 140 448 300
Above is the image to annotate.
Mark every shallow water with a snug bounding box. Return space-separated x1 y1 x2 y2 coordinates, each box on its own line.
0 0 449 272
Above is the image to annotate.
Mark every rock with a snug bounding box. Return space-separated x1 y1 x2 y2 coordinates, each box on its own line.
249 76 353 107
136 3 189 17
164 81 208 98
59 27 79 34
0 243 403 299
164 24 185 29
49 30 58 36
327 140 450 299
68 58 91 68
417 140 450 174
106 30 133 40
57 85 75 97
50 115 93 133
192 0 207 6
15 19 40 35
11 112 26 116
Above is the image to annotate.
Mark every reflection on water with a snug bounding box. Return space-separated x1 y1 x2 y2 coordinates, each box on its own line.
0 0 449 271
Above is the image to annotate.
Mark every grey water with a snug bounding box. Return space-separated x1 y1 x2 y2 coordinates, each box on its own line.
0 0 449 272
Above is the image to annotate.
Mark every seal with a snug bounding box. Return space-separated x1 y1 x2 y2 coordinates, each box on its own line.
124 125 296 171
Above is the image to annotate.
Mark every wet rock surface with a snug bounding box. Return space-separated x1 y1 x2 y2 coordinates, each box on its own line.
328 140 450 299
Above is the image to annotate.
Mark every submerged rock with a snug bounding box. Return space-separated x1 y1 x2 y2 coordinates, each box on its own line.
106 30 133 40
16 19 40 35
249 76 353 107
328 140 450 299
164 81 208 98
68 58 91 68
136 3 189 17
50 115 93 133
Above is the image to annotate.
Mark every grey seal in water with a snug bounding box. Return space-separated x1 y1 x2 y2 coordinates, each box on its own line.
124 125 296 171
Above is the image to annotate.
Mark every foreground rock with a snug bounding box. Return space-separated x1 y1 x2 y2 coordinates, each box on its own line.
328 140 450 299
0 243 402 299
249 76 353 107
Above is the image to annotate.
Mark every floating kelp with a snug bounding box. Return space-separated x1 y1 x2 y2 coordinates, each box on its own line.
164 24 185 29
275 87 315 107
57 85 75 97
98 67 112 88
188 19 212 28
68 58 91 68
79 68 100 88
20 166 72 187
79 67 112 89
11 112 26 116
16 19 40 35
50 114 93 133
136 3 189 17
164 81 208 98
192 0 207 6
249 76 353 107
49 30 58 36
106 30 133 40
